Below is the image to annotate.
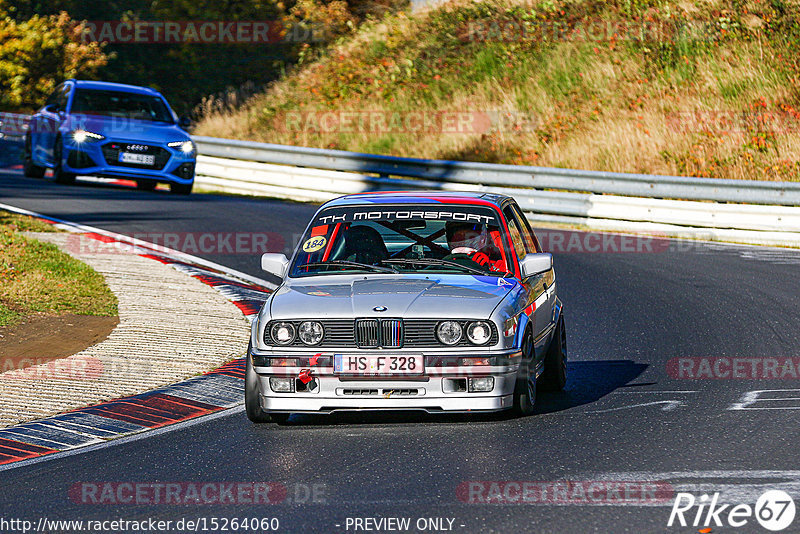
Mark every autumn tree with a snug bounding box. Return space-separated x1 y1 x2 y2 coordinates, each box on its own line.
0 4 109 110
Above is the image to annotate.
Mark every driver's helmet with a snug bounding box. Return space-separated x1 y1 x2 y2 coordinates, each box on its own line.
445 222 490 255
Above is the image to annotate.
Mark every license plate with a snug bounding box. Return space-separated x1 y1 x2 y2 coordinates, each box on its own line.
334 354 424 375
119 152 155 165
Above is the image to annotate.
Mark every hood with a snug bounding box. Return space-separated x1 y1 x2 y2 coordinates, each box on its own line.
268 274 518 320
64 115 187 143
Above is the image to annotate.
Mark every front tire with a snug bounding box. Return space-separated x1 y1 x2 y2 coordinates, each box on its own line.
539 315 567 392
245 346 290 424
52 137 75 185
23 135 45 178
512 332 536 416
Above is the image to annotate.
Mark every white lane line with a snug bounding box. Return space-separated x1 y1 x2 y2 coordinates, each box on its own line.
0 405 245 473
729 389 800 410
0 201 276 290
597 470 800 506
611 390 699 394
585 400 687 413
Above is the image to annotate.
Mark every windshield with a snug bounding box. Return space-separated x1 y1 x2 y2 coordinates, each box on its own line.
70 89 174 123
290 204 513 277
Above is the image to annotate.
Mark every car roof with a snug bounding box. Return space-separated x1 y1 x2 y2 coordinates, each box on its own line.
321 191 512 209
68 80 163 97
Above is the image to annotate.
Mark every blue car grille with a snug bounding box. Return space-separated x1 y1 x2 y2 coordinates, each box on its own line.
101 143 171 170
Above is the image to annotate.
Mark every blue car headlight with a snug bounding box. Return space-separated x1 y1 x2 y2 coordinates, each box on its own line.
168 140 195 155
71 130 105 143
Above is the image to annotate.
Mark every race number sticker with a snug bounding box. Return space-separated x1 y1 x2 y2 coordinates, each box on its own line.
302 236 327 253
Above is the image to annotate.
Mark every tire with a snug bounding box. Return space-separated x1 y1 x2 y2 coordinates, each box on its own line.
539 315 567 392
52 138 75 185
136 180 157 191
23 135 45 178
245 345 290 424
512 332 536 416
170 181 193 195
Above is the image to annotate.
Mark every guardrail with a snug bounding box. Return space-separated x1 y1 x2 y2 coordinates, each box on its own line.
192 135 800 247
194 136 800 206
3 114 798 246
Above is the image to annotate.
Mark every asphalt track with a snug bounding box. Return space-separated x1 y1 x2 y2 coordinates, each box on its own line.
2 155 800 533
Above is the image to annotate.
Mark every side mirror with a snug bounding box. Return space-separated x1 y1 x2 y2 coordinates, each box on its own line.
261 253 289 279
519 253 553 279
178 116 191 129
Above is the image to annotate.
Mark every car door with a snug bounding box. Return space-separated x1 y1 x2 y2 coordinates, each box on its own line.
503 202 554 359
31 86 62 165
37 84 70 164
510 201 555 307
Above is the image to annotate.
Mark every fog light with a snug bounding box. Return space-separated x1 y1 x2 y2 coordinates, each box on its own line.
468 377 494 392
269 377 295 393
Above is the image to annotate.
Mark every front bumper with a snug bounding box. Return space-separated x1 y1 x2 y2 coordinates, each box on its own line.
61 138 195 184
251 350 522 413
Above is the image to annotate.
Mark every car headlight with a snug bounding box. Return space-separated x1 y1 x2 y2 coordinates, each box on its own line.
298 321 324 345
269 322 296 345
168 140 195 154
71 129 104 143
436 320 463 345
467 321 492 345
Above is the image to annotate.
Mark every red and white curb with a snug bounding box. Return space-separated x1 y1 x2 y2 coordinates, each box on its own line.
0 203 274 469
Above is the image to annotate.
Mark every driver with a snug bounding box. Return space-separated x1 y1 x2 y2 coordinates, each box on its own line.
445 222 506 272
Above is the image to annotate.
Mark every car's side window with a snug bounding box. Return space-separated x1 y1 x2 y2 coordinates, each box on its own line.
509 203 539 252
503 206 527 262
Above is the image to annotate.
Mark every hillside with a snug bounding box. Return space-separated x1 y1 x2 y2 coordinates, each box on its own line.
195 0 800 181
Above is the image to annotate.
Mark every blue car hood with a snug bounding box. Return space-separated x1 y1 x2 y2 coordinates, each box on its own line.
64 114 188 143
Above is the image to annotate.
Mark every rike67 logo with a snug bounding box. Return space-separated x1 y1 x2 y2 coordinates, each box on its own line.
668 490 796 531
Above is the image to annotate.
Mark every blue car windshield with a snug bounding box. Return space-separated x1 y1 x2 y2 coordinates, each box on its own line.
70 89 174 123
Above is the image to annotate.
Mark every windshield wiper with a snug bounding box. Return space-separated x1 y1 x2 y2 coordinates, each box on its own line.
380 257 489 276
299 260 398 274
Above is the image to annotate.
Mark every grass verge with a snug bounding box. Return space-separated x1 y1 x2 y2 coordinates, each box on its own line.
0 210 118 327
